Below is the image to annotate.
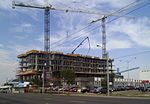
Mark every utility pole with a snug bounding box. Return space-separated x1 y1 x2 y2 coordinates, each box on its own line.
106 52 110 96
97 45 110 96
42 65 45 94
42 63 46 94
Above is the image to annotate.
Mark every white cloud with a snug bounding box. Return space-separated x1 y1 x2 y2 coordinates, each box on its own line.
53 16 150 51
12 44 42 54
0 0 12 10
1 0 150 84
11 23 33 33
50 0 134 9
107 39 133 50
108 17 150 48
0 44 4 48
0 41 43 85
0 49 17 85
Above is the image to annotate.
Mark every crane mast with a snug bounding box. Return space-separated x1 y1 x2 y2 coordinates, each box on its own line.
44 8 50 52
12 1 51 87
102 17 107 58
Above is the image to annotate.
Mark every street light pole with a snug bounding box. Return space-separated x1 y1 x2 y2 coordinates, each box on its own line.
42 65 45 94
97 44 110 96
106 52 109 96
42 63 46 94
126 61 130 85
126 57 136 85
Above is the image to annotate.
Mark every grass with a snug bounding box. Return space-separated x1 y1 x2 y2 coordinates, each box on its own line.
111 90 150 98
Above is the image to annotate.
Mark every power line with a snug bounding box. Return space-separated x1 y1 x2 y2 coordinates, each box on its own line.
51 0 139 48
71 0 150 41
51 24 92 46
50 0 149 50
109 0 145 16
51 25 98 50
105 0 141 17
114 50 150 59
107 0 150 24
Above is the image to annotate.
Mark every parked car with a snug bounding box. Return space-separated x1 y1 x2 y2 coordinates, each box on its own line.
0 89 7 93
125 86 135 90
146 86 150 92
88 86 102 93
114 86 125 91
93 87 103 93
138 86 145 91
52 86 59 91
100 87 112 94
69 87 77 92
81 87 90 93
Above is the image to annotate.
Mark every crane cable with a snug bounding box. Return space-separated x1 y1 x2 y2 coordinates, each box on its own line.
52 0 150 51
51 0 139 48
50 0 149 50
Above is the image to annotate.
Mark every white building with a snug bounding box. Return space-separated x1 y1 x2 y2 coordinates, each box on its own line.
139 70 150 80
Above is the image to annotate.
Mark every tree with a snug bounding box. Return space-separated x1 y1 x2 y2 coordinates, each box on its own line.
101 76 107 88
60 69 75 85
101 73 115 88
109 73 115 86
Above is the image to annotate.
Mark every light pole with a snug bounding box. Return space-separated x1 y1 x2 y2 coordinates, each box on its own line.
106 52 110 96
42 63 46 94
119 57 136 85
97 45 109 96
126 57 136 85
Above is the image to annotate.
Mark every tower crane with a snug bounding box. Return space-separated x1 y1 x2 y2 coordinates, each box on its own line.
71 37 90 54
90 0 143 58
12 0 117 87
12 1 120 52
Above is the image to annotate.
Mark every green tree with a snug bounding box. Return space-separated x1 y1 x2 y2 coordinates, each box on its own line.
109 73 115 86
101 73 115 88
101 76 107 88
60 69 75 85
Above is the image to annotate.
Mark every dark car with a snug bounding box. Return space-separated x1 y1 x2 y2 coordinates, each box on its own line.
146 87 150 91
81 87 90 93
100 87 112 94
94 87 103 93
125 86 135 90
69 87 77 92
115 86 126 91
88 86 102 93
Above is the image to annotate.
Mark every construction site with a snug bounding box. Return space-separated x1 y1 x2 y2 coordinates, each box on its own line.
10 0 150 93
12 0 114 88
17 50 113 87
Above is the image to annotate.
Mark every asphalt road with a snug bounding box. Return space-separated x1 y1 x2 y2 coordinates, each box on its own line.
0 93 150 104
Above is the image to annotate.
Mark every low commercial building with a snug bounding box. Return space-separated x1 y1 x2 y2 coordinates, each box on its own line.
114 78 142 87
139 69 150 80
17 50 113 87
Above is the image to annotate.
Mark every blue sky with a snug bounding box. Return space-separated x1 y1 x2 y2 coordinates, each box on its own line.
0 0 150 85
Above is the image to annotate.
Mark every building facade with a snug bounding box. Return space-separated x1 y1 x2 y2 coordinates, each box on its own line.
17 50 113 87
139 69 150 80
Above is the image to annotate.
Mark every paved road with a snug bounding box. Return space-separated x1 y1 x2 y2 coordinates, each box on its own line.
0 93 150 104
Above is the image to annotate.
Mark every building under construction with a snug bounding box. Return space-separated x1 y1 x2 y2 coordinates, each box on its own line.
17 50 113 87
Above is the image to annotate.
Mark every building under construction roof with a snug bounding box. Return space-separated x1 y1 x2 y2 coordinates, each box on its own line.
17 50 113 87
